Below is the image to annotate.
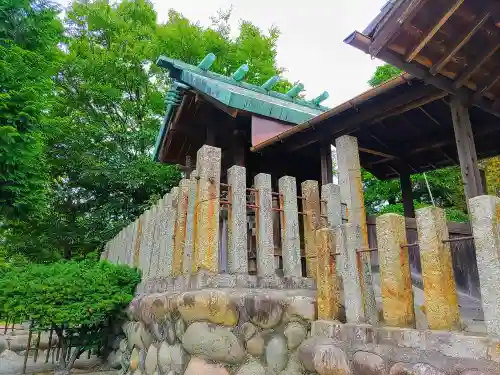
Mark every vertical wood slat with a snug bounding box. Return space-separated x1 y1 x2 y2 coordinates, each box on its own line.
278 176 302 277
193 145 221 273
301 180 321 279
228 165 248 274
255 173 275 277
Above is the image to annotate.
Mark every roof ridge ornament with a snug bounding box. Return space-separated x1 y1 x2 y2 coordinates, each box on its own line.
197 53 216 71
231 64 249 81
261 75 280 91
286 82 304 98
311 91 329 106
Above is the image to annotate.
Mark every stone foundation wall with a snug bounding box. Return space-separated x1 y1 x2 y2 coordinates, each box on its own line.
118 273 317 375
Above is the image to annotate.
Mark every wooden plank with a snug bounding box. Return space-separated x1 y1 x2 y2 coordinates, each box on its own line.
405 0 465 63
430 12 491 75
400 173 415 218
450 97 483 203
453 43 500 89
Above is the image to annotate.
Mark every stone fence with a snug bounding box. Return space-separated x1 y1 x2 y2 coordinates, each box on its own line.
102 140 500 375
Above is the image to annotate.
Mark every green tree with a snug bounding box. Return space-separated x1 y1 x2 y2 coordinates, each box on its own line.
0 259 140 374
2 0 295 261
0 0 62 220
364 64 468 221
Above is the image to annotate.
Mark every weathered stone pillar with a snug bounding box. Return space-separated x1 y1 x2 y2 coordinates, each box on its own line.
336 223 365 323
255 173 275 277
227 165 248 274
156 193 170 277
376 213 415 327
322 183 342 276
138 209 152 273
144 205 159 277
164 188 178 277
183 172 197 275
278 176 302 277
336 134 378 325
173 179 190 276
416 206 460 330
133 216 143 268
301 180 321 279
148 200 162 277
469 195 500 337
316 228 339 320
193 145 221 273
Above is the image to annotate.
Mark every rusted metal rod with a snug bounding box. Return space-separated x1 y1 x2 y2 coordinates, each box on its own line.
271 192 282 196
271 207 284 212
442 236 474 243
401 242 419 248
246 204 259 209
220 182 229 187
23 323 33 374
297 196 305 200
33 331 41 362
220 200 231 206
356 247 378 254
246 187 258 192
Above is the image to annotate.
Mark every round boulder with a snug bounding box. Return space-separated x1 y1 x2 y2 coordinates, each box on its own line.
177 291 238 326
0 336 9 354
390 363 446 375
285 296 316 322
297 337 338 372
182 322 244 364
184 357 230 375
158 342 188 374
265 334 288 374
130 348 140 372
245 295 283 329
145 344 158 375
313 345 350 375
246 334 264 356
236 361 266 375
353 351 385 375
284 322 307 350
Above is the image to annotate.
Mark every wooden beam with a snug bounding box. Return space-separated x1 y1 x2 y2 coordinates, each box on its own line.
418 106 442 127
453 43 500 89
345 32 500 118
472 75 500 102
370 91 447 123
359 147 396 159
430 12 491 75
400 173 415 218
320 142 333 185
405 0 465 63
286 83 439 152
369 0 426 57
450 96 483 203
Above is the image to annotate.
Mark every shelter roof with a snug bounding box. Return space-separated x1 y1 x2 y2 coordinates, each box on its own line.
344 0 500 117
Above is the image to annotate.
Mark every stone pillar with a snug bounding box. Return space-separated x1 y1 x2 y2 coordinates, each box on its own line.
148 200 162 277
156 193 170 277
255 173 275 277
301 180 321 279
376 213 415 328
173 179 190 276
469 195 500 337
144 206 159 277
193 145 221 273
322 183 342 276
107 237 115 263
336 223 365 323
164 188 178 277
133 216 143 268
183 172 197 275
416 206 460 330
138 209 152 273
127 220 137 266
316 228 339 320
278 176 302 278
227 165 248 274
336 134 378 325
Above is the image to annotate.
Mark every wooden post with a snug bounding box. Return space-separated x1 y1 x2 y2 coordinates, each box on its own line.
301 180 321 279
320 141 333 185
400 173 415 218
450 96 483 204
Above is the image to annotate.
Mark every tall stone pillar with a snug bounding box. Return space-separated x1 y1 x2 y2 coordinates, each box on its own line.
301 180 321 279
336 134 378 325
255 173 274 277
193 145 221 273
336 223 365 323
173 179 190 276
376 213 415 327
133 215 143 268
278 176 302 278
316 228 339 320
227 165 248 274
139 209 153 273
183 172 197 275
469 195 500 337
416 206 460 330
148 200 162 277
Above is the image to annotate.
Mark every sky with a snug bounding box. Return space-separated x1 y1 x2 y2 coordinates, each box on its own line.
55 0 387 108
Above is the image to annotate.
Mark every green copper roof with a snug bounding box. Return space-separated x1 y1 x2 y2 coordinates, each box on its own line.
156 55 329 123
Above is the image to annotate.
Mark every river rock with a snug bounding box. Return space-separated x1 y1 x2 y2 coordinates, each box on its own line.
108 349 122 369
184 357 230 375
0 336 7 353
265 335 288 374
175 318 186 340
284 322 307 350
353 351 385 375
236 360 266 375
130 348 140 372
182 322 244 364
177 291 238 326
145 344 158 375
120 338 129 352
297 337 338 372
0 349 20 360
279 352 305 375
158 342 188 374
8 334 29 352
286 296 316 321
245 295 283 329
165 320 176 345
390 363 446 375
246 334 264 356
313 345 350 375
240 322 257 341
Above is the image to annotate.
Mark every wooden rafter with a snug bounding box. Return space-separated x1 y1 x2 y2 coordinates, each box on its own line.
359 147 395 159
418 106 442 127
430 12 491 75
473 75 500 102
453 43 500 89
405 0 465 63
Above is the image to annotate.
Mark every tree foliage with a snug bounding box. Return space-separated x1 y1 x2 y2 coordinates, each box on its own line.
1 0 293 261
365 65 468 221
0 259 140 372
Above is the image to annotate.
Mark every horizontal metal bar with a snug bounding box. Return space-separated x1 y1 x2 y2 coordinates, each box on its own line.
271 208 283 212
271 192 282 196
246 187 258 192
297 196 305 200
220 182 229 187
220 200 231 205
442 236 474 243
247 204 259 209
401 242 419 248
356 247 378 254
